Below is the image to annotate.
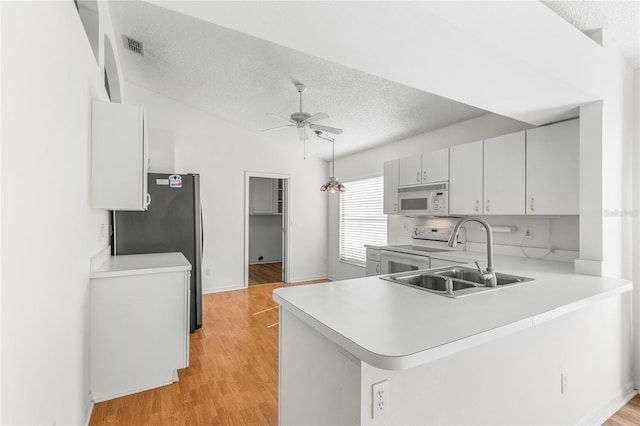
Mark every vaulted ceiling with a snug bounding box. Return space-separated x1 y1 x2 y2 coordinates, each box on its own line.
108 1 639 160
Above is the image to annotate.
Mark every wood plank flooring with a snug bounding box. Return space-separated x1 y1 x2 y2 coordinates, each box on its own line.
248 262 282 286
89 280 326 425
603 394 640 426
90 279 640 425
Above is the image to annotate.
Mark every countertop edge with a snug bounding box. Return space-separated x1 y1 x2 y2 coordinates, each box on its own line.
90 253 192 279
273 282 633 371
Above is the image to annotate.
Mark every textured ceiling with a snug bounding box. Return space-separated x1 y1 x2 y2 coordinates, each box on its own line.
542 0 640 68
108 1 639 161
107 1 491 160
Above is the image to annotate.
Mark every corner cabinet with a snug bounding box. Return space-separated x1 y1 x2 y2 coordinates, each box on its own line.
383 160 399 214
526 119 579 215
90 253 191 402
91 99 149 211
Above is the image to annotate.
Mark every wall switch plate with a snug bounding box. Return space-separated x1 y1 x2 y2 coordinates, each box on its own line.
561 372 568 394
372 380 389 419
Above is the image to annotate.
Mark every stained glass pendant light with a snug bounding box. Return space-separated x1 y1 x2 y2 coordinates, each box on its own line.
318 131 346 192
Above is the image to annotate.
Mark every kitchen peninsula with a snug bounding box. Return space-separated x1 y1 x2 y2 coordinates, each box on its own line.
273 253 633 425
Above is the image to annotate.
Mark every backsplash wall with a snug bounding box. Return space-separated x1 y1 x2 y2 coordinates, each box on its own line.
388 215 579 252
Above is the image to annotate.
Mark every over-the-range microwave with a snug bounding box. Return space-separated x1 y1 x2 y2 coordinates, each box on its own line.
397 182 448 215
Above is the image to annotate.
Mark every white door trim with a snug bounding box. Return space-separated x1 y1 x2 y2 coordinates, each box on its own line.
244 171 291 287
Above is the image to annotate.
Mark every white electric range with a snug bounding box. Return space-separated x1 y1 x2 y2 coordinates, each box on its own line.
380 226 463 274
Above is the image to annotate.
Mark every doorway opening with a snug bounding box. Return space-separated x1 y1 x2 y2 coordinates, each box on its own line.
244 172 289 286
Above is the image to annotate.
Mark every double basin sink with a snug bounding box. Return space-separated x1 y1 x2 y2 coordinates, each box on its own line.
381 266 533 298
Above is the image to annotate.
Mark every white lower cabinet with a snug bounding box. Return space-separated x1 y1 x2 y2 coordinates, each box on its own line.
429 257 466 268
365 246 382 276
90 253 191 402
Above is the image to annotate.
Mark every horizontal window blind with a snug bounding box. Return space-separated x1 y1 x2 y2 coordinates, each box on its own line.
339 176 387 265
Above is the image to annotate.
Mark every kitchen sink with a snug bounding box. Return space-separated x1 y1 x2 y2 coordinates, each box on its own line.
432 266 533 286
380 266 533 298
392 274 476 292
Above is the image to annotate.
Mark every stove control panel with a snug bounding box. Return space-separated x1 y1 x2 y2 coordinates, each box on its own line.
412 226 453 241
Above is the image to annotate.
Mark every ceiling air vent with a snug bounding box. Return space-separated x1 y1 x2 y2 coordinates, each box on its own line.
123 35 144 56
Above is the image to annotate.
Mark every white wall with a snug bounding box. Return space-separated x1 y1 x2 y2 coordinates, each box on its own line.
125 84 329 291
1 1 122 424
249 215 283 263
328 113 536 280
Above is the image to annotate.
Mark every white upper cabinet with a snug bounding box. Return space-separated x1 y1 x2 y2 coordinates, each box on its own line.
383 159 399 214
91 100 148 211
449 140 483 215
398 148 449 187
484 131 525 215
398 155 422 186
526 119 579 215
249 177 281 215
422 148 449 183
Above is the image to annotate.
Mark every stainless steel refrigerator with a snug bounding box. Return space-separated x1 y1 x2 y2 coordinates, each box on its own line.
113 173 203 332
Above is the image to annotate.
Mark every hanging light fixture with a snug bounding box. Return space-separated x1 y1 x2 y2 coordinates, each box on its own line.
316 131 346 193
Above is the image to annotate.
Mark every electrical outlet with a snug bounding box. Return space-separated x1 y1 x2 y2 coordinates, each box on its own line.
403 222 410 232
372 380 389 419
524 226 533 238
205 267 211 276
561 372 568 394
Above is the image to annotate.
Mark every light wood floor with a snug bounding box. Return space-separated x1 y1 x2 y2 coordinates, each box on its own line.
89 280 326 425
603 394 640 426
89 280 640 425
248 262 282 286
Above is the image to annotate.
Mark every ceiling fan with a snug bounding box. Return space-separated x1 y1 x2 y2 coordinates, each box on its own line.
263 83 343 141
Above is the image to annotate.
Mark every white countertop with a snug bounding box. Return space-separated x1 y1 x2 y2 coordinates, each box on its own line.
273 253 632 370
91 252 192 279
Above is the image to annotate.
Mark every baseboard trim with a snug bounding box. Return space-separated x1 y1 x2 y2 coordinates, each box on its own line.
576 381 636 425
82 396 94 426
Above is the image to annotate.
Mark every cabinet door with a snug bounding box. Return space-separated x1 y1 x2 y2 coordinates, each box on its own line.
484 132 525 215
365 261 381 276
526 119 579 215
449 141 483 215
383 160 399 214
421 148 449 183
398 155 422 186
91 100 148 210
250 177 275 214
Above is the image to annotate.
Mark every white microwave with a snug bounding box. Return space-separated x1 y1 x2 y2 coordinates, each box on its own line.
397 182 448 215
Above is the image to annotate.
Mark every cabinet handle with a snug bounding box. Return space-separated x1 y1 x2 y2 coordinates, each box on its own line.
529 197 535 211
416 172 420 182
423 171 427 181
475 200 480 212
146 192 151 207
486 200 490 212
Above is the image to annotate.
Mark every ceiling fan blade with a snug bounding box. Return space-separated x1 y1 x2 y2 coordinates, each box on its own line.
297 126 307 141
262 124 294 132
305 112 329 123
309 123 343 135
266 112 294 123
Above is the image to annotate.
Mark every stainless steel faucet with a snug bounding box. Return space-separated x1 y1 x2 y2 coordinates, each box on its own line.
447 217 497 287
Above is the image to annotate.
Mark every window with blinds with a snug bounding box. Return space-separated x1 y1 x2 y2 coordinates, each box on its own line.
339 176 387 265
